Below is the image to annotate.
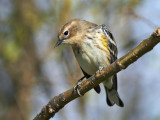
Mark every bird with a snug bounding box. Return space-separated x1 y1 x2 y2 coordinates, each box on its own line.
55 19 124 107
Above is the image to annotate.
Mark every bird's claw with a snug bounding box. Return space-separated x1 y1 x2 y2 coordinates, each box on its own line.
73 81 82 96
99 64 105 74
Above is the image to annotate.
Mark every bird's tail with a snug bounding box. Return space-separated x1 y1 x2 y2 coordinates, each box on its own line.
103 75 124 107
104 86 124 107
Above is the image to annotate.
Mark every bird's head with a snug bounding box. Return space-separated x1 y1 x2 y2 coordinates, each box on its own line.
55 19 97 47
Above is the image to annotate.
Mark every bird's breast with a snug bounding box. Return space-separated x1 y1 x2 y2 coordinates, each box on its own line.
72 40 110 75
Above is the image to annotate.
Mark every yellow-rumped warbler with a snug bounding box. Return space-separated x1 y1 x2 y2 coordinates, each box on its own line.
55 19 124 107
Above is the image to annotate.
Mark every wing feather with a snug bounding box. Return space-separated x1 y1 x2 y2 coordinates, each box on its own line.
101 25 118 63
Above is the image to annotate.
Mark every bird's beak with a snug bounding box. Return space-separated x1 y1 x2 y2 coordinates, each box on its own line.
54 39 63 48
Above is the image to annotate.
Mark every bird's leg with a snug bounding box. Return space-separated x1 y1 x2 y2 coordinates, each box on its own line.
99 64 105 74
73 76 86 96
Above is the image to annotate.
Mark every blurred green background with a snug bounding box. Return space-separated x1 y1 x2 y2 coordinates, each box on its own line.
0 0 160 120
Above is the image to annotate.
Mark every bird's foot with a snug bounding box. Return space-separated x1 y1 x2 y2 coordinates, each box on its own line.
74 81 82 96
99 64 105 74
73 76 85 96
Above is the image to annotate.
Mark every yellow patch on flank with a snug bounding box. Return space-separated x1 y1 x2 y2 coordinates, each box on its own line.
100 35 109 49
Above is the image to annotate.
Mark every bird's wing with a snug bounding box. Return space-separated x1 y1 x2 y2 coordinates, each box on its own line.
80 67 91 79
101 25 118 90
80 67 101 93
101 24 118 63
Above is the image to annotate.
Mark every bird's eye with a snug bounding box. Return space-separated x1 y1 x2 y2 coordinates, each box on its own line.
64 30 69 36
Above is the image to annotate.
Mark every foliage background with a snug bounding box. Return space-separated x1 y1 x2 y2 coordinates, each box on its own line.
0 0 160 120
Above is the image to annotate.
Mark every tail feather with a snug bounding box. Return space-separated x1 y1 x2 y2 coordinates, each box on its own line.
105 87 124 107
103 75 124 107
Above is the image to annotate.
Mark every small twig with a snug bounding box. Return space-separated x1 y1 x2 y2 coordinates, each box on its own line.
33 28 160 120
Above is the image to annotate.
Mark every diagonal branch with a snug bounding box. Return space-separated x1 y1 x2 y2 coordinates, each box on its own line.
33 28 160 120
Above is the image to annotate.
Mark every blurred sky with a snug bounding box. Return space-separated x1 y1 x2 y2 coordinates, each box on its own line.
32 0 160 120
0 0 160 120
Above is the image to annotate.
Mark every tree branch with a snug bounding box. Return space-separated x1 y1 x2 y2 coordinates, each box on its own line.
33 28 160 120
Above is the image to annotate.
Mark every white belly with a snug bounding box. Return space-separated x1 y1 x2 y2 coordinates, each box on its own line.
73 42 110 75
